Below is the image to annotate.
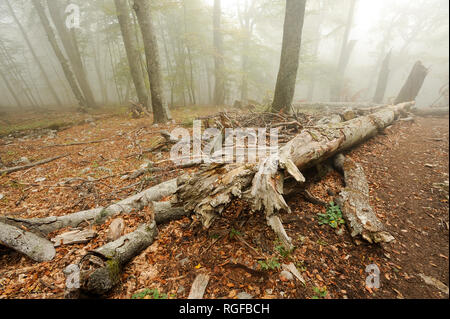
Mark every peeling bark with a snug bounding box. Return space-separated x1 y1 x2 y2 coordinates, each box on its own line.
333 153 394 244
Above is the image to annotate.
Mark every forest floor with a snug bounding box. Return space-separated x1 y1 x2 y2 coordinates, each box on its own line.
0 106 448 299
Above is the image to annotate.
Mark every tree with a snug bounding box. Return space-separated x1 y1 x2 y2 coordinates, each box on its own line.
133 0 171 123
47 0 97 108
394 61 428 104
5 0 62 107
330 0 357 102
213 0 225 106
271 0 307 113
373 51 391 103
31 0 86 109
114 0 149 109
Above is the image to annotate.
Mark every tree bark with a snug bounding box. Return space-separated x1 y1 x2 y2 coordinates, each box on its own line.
213 0 225 106
373 51 391 103
271 0 307 113
333 153 395 243
32 0 87 109
79 222 158 295
0 222 56 262
133 0 172 123
394 60 428 105
114 0 149 109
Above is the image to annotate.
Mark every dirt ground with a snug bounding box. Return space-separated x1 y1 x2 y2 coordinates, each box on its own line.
0 109 448 299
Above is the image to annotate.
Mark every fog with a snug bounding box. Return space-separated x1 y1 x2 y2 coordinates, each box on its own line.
0 0 448 111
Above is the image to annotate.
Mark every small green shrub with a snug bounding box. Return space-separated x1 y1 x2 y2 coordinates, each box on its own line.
131 288 168 299
317 202 345 229
312 286 327 299
258 258 281 271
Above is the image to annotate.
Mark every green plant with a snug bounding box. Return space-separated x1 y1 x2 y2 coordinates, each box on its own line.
229 228 241 239
295 261 307 272
312 286 327 299
131 288 168 299
275 244 293 258
317 202 345 229
258 258 281 271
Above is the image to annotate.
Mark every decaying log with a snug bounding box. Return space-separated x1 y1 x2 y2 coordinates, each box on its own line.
0 221 56 262
0 154 68 175
187 273 210 299
333 153 394 244
51 229 97 247
175 102 414 249
412 107 449 117
0 178 178 235
79 221 158 295
152 201 189 224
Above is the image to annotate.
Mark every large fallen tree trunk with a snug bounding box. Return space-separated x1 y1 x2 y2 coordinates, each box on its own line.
0 221 56 262
333 153 394 244
0 178 178 235
174 102 414 249
78 221 158 295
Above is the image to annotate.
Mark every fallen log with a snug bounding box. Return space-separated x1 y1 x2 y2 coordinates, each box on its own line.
411 107 449 117
333 153 394 244
0 154 68 175
79 221 158 295
174 102 414 249
187 273 210 299
0 221 56 262
0 178 178 235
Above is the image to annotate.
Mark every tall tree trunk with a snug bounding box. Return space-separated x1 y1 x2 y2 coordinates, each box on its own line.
394 61 428 105
373 51 391 103
133 0 172 123
114 0 149 109
0 71 23 108
5 0 62 107
330 0 357 102
271 0 307 113
213 0 225 106
46 0 97 108
31 0 86 109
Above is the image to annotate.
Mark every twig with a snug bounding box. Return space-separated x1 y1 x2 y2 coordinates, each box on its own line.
0 154 69 175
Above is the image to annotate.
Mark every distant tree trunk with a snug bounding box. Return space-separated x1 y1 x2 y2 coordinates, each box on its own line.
0 71 23 108
31 0 87 109
271 0 307 113
47 0 97 108
373 51 391 103
330 0 357 102
213 0 225 106
114 0 149 109
133 0 172 123
394 61 428 105
5 0 62 107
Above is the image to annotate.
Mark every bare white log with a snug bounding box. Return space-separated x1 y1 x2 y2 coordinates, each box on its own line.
188 273 210 299
412 107 449 117
333 153 394 244
0 178 178 235
51 229 97 247
79 221 158 295
0 221 55 262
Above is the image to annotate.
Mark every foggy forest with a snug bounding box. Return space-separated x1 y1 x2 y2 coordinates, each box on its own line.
0 0 448 301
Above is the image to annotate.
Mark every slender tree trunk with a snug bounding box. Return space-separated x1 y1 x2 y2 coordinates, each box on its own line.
32 0 86 109
0 71 23 108
114 0 149 109
46 1 97 108
271 0 307 113
5 0 62 107
133 0 172 123
394 61 428 105
330 0 357 102
213 0 225 106
373 51 391 103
